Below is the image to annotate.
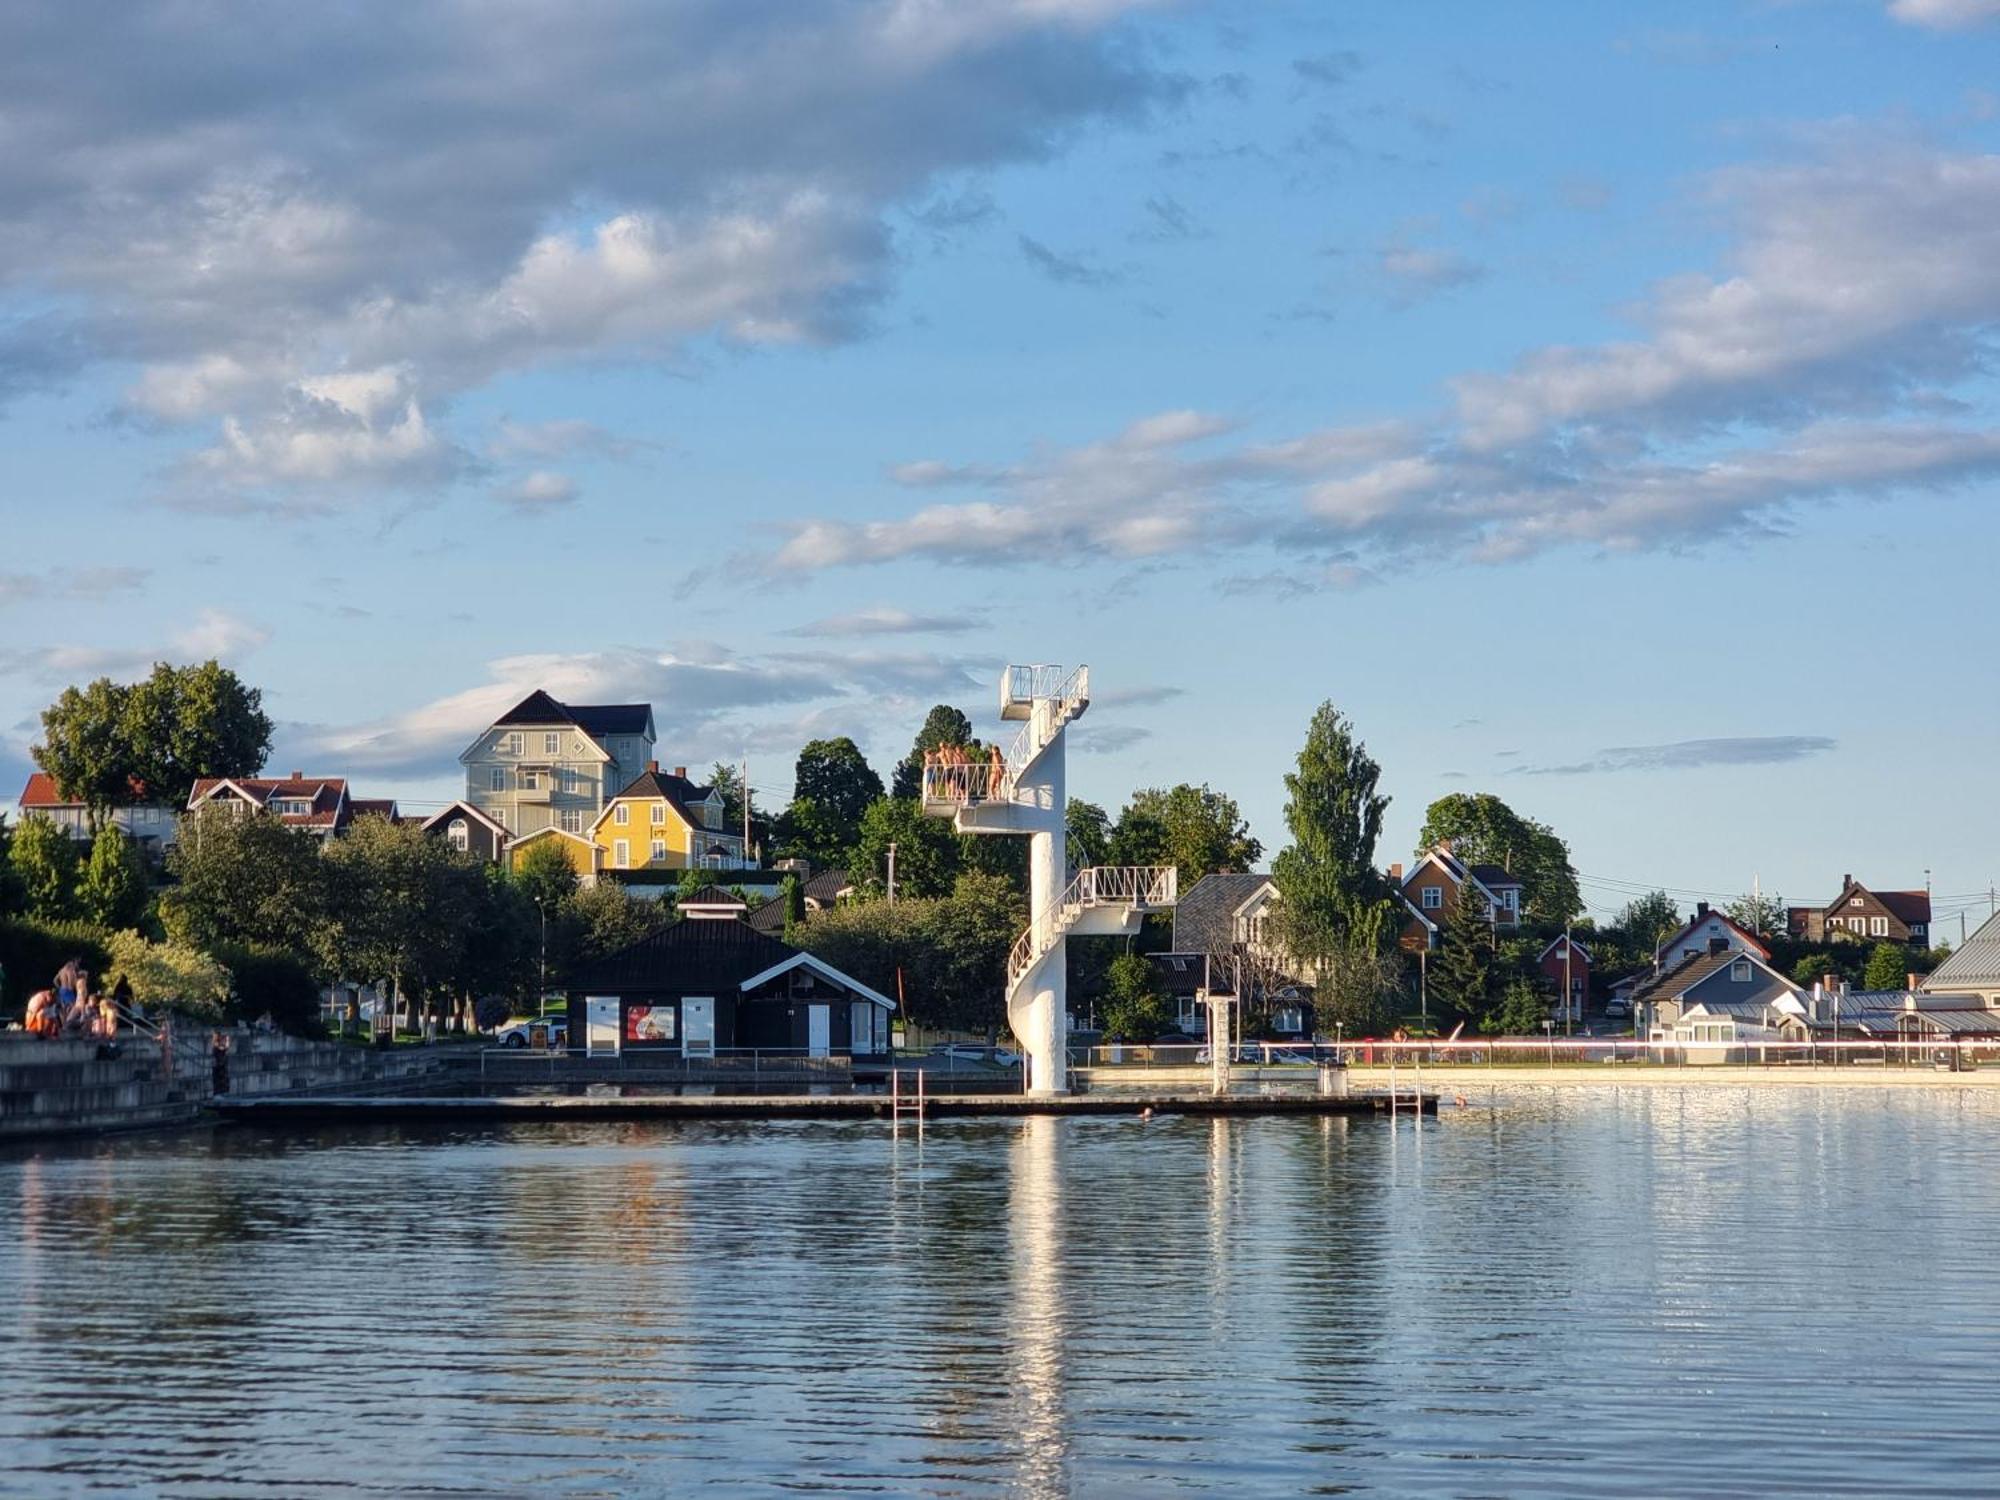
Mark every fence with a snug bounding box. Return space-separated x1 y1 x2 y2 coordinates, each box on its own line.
1273 1037 1997 1070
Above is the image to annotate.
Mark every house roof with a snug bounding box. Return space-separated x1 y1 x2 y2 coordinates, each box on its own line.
1467 862 1523 891
1537 934 1591 963
802 870 854 906
745 900 790 935
595 766 718 834
349 799 399 821
736 951 897 1010
1172 872 1276 956
1632 946 1795 1005
565 916 885 1001
490 690 654 741
20 771 161 808
421 800 510 840
1655 907 1772 962
679 885 749 908
1400 846 1517 907
188 776 351 829
1924 909 2000 991
1814 878 1932 927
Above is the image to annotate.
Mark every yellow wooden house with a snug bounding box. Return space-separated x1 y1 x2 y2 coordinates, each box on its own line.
505 826 603 886
590 762 751 872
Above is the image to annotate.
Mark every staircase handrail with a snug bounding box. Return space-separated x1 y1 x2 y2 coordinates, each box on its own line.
921 664 1091 809
1006 864 1178 989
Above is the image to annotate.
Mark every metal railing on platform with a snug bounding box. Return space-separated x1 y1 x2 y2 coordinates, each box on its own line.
478 1046 858 1080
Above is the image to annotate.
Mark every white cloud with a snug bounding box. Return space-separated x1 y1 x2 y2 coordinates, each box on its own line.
1887 0 2000 28
0 566 149 609
0 2 1177 505
492 470 580 512
787 607 987 637
1378 244 1485 306
173 608 270 662
759 138 2000 579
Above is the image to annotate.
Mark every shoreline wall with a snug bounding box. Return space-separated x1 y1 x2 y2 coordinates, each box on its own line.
0 1029 447 1142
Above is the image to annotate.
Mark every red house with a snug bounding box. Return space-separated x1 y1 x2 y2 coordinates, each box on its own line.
1537 934 1591 1021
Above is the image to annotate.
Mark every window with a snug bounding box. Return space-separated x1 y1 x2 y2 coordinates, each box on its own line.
559 809 582 834
521 769 541 791
612 839 629 869
1731 961 1751 982
614 804 629 825
1912 924 1928 938
544 732 560 755
651 802 666 825
447 819 468 853
490 768 506 792
493 807 508 829
1421 886 1442 910
1871 916 1888 936
505 732 523 756
651 839 666 863
1850 897 1865 908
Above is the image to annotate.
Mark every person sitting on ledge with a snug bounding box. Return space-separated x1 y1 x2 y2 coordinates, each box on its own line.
24 989 59 1038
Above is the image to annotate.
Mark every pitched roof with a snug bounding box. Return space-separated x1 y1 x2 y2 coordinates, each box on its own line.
1538 934 1591 963
20 772 160 808
491 690 654 741
1632 946 1795 1005
1656 907 1772 961
679 885 749 908
802 870 854 905
1468 862 1523 891
420 800 510 839
348 799 399 821
188 776 351 829
1172 872 1276 956
745 900 790 935
1923 909 2000 991
565 915 800 992
599 766 717 832
1874 889 1933 926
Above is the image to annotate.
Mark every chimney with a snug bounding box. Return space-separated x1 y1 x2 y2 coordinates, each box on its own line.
290 770 302 780
1389 862 1404 882
673 765 687 779
1696 901 1709 920
1843 873 1852 889
1908 972 1921 994
647 759 659 774
1824 973 1838 998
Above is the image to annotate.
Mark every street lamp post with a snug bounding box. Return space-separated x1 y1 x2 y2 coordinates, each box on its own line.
534 896 547 1012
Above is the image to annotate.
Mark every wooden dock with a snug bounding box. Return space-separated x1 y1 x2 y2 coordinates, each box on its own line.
214 1090 1436 1123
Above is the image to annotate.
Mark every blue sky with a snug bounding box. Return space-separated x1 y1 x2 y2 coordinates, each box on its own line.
3 0 1998 931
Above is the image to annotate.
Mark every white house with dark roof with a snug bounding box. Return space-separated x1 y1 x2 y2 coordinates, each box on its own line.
460 688 656 839
187 774 361 838
16 772 181 855
1654 902 1771 967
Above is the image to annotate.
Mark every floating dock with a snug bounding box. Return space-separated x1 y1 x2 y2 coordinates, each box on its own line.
215 1090 1436 1123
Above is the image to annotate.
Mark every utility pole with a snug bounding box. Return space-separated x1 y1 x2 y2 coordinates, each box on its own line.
1564 926 1574 1037
887 841 898 905
741 757 751 863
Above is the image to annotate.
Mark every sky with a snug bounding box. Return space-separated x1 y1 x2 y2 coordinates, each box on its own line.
2 0 1998 934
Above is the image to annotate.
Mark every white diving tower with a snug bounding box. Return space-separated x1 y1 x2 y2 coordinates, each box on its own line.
921 665 1177 1095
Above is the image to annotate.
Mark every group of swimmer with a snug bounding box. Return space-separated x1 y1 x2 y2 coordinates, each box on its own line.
22 960 122 1040
923 742 1008 800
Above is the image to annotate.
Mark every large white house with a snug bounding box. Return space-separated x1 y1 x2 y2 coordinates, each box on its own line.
16 772 181 856
460 689 656 839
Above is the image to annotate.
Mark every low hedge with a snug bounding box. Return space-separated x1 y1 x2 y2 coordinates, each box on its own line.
0 916 113 1015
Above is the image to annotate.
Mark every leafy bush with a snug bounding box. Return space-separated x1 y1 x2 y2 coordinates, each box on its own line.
211 942 321 1033
103 929 232 1018
0 916 112 1014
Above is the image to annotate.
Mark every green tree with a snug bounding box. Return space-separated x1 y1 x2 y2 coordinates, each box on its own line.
1270 703 1398 990
1484 976 1549 1036
35 660 273 819
1066 799 1111 869
1109 784 1261 890
166 805 327 953
1725 890 1788 940
0 815 22 917
1430 885 1496 1024
1100 951 1171 1041
851 795 961 899
916 872 1028 1035
562 881 672 969
1615 891 1681 960
1415 792 1581 926
792 738 883 831
513 837 582 915
794 898 930 1021
891 705 976 799
78 825 147 929
318 817 478 1026
1864 940 1916 991
8 816 82 920
104 929 233 1018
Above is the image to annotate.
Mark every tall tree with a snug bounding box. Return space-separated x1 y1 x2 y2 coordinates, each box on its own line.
1109 784 1261 890
782 738 884 870
1615 891 1681 960
891 705 976 799
1270 703 1398 991
317 816 475 1022
34 660 273 819
512 837 582 915
8 816 82 920
851 795 961 899
1416 792 1581 926
77 825 148 928
1864 940 1917 991
1725 889 1787 940
1429 884 1495 1023
164 805 327 953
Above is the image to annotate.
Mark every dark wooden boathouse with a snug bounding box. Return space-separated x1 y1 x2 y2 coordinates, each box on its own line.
563 913 896 1060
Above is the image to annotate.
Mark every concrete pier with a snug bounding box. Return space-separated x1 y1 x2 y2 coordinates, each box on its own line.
216 1089 1436 1124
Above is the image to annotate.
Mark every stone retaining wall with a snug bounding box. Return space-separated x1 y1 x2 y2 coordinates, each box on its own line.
0 1028 448 1142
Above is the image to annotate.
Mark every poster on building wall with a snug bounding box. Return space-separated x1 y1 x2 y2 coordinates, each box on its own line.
625 1005 676 1043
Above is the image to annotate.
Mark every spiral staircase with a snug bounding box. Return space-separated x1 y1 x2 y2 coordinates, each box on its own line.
921 665 1176 1094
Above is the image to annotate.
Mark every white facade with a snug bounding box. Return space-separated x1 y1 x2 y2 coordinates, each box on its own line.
460 708 654 839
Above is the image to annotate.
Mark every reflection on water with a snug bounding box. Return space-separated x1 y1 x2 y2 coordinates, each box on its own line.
5 1091 2000 1495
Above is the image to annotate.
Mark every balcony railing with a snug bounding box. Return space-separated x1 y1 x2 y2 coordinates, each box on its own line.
1007 865 1177 989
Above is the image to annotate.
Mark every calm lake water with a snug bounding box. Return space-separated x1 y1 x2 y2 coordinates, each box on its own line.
4 1089 1999 1497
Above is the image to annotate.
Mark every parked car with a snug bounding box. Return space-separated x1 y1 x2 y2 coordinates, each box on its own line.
1604 998 1632 1020
497 1016 569 1048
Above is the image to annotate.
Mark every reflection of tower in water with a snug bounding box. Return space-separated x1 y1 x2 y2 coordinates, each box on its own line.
1006 1116 1069 1498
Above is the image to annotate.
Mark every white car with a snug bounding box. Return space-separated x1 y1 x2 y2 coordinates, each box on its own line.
497 1016 569 1049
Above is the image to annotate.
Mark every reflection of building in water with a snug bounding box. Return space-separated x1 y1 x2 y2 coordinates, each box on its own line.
1008 1116 1070 1498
